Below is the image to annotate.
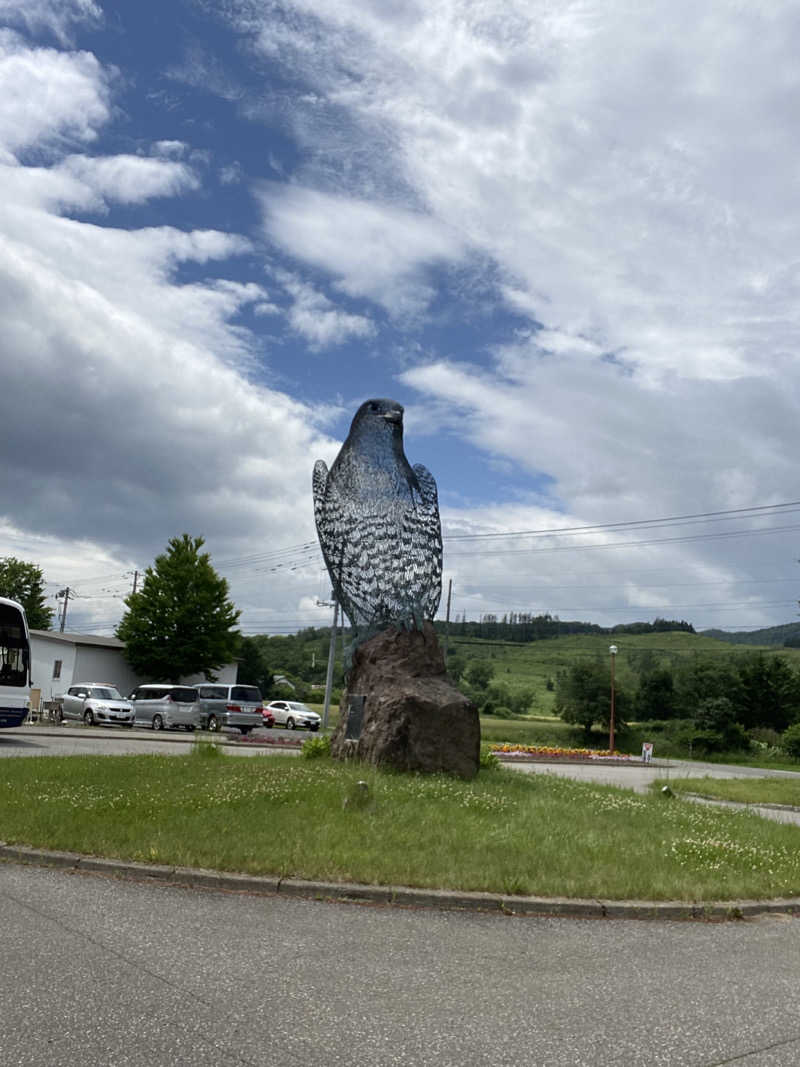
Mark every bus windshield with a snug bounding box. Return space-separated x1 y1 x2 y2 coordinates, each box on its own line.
0 602 29 686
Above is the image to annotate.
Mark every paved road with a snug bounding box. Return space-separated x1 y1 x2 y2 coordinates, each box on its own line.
3 861 800 1067
0 725 301 759
506 757 800 793
506 758 800 826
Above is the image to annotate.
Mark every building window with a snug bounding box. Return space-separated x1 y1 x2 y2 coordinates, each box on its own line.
52 660 62 679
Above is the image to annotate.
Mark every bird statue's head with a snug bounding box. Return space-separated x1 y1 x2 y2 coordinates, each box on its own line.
349 398 405 442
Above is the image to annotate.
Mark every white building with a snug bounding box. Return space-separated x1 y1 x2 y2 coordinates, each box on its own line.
30 630 237 701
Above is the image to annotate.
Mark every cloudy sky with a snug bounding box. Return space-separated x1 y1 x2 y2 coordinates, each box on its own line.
2 0 800 637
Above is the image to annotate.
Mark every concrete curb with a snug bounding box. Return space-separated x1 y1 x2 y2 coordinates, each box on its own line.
2 841 799 922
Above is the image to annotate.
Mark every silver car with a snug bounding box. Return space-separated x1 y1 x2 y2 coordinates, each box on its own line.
265 700 321 731
129 684 200 731
59 684 135 727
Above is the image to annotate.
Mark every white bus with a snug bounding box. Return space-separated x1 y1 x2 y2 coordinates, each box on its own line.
0 597 31 729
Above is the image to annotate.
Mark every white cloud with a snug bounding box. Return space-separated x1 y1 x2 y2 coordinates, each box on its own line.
152 140 187 159
240 0 800 382
277 271 375 348
257 183 465 317
0 31 110 152
57 153 199 206
0 1 100 45
0 30 340 635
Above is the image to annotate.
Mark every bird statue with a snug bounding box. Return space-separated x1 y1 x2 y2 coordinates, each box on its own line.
313 398 442 648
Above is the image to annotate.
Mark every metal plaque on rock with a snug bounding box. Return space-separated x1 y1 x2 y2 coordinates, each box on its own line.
345 694 365 740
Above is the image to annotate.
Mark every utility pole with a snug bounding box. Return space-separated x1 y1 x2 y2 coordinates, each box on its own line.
56 588 72 632
319 594 339 730
443 578 452 656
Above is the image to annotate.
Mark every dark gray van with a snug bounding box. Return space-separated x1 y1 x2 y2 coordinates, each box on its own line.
196 684 263 734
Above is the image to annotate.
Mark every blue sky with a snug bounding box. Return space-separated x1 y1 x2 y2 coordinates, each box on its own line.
2 0 800 636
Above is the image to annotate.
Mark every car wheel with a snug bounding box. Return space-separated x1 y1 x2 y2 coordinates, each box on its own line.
185 724 196 732
239 727 252 735
152 714 164 731
265 720 274 729
207 715 219 732
309 725 319 732
286 717 295 730
84 709 94 726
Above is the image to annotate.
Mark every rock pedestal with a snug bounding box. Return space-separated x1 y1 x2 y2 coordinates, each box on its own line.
330 622 480 779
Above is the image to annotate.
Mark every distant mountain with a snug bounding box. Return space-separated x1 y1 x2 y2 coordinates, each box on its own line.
700 622 800 647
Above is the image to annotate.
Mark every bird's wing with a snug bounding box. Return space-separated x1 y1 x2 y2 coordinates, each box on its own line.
312 460 335 565
411 464 443 619
312 460 328 524
314 459 369 626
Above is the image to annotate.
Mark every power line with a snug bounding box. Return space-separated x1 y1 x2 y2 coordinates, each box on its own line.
443 500 800 541
444 521 800 558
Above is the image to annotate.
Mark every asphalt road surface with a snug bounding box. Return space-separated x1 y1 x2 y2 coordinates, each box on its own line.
0 725 301 759
2 861 800 1067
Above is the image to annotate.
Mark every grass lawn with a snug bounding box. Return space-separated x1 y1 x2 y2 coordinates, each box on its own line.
3 749 800 901
666 776 800 807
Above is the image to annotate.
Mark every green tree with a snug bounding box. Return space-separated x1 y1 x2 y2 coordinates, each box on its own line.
554 660 629 741
237 636 274 696
116 534 240 682
0 557 54 629
733 655 800 732
635 667 677 721
691 696 750 754
465 659 495 690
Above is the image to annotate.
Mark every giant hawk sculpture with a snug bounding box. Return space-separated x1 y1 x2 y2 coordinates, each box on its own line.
313 398 442 644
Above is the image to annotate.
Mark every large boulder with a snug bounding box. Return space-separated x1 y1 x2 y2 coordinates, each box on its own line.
331 622 480 779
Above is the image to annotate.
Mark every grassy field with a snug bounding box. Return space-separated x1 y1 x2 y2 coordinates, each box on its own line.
666 776 800 807
3 749 800 901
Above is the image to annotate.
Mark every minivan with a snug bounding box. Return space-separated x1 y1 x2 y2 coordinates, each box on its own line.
196 684 263 734
129 684 201 731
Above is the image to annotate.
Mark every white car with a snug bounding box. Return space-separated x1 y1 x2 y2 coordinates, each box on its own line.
59 684 135 727
265 700 321 731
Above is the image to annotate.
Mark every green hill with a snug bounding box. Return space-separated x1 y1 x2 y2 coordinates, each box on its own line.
700 622 800 647
444 629 800 714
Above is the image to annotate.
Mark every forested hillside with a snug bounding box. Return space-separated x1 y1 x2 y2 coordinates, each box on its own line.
700 622 800 647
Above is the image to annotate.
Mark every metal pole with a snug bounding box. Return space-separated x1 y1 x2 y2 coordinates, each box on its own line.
58 588 70 632
443 578 452 655
609 645 617 752
322 599 339 730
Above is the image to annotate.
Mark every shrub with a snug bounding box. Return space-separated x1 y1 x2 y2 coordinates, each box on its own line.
479 750 500 771
302 734 332 760
493 706 514 719
781 723 800 759
191 736 224 759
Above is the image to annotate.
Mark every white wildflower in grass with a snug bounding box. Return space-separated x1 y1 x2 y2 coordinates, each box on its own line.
2 754 800 900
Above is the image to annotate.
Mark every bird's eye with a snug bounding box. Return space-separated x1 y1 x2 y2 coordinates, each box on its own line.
370 402 379 412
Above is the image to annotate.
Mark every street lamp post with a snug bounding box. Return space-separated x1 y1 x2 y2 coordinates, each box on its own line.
608 645 617 753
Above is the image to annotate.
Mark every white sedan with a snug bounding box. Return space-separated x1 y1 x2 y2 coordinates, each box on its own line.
264 700 321 731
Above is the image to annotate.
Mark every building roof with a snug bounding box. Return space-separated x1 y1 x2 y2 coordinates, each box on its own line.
30 629 124 650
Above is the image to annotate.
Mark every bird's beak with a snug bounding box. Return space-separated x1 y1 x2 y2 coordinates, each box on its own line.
382 410 402 423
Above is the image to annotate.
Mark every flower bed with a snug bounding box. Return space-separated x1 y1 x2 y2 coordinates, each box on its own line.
233 734 303 748
490 743 635 763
